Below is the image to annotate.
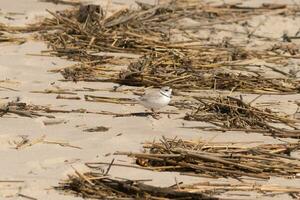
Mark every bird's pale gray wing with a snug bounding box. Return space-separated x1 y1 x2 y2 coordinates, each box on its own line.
139 91 162 103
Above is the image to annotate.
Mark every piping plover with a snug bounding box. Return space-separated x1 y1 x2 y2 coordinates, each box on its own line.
138 86 172 118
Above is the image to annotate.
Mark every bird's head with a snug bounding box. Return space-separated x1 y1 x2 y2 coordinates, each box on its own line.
160 86 172 98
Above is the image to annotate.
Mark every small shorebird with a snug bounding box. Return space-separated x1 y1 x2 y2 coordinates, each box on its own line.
138 86 172 118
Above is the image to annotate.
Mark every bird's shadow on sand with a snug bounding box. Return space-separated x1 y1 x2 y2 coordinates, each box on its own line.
114 112 153 118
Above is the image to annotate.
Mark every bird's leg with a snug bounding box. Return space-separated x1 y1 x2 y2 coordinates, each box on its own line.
151 109 161 119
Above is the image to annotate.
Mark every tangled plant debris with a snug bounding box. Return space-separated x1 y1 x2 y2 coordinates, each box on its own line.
57 170 218 200
115 137 300 179
2 1 298 93
183 96 300 138
119 51 300 93
58 158 300 199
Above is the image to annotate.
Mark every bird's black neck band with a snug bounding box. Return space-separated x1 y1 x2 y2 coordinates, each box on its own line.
160 91 170 98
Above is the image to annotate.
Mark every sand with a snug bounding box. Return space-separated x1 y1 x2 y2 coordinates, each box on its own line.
0 0 300 199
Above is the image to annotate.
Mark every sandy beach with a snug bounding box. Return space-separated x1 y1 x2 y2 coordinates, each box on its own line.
1 0 300 199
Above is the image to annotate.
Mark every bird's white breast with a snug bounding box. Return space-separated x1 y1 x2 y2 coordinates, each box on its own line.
139 93 171 110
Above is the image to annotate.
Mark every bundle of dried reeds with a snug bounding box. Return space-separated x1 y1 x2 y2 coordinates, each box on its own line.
58 165 300 199
3 1 297 94
183 96 300 138
0 101 54 118
0 33 25 44
120 51 300 93
57 171 217 200
115 137 300 179
180 182 300 198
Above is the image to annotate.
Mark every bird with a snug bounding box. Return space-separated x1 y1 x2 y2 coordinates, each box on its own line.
138 86 172 118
